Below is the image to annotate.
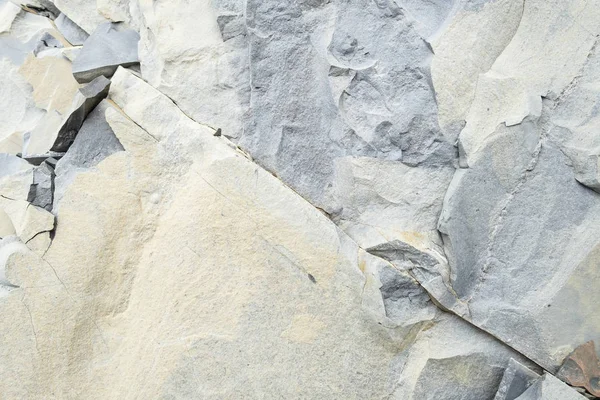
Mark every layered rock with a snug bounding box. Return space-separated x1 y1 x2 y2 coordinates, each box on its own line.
0 0 599 399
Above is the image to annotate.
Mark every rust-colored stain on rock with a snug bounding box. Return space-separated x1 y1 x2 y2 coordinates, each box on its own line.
557 341 600 397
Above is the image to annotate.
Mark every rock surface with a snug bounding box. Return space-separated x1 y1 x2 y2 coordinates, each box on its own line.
0 0 599 399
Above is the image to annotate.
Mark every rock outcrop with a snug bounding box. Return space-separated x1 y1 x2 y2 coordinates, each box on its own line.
0 0 598 398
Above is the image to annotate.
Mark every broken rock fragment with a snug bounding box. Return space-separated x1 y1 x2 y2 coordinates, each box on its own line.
53 99 124 212
514 373 587 400
24 75 111 155
557 341 600 397
54 12 88 45
494 358 541 400
27 160 54 211
71 22 139 83
51 74 111 151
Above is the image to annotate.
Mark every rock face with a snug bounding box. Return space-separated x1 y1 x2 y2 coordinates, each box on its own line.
0 0 599 399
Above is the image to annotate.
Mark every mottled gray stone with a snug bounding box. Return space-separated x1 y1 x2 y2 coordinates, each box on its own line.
514 374 586 400
54 12 89 45
51 75 111 152
72 22 139 83
494 358 540 400
436 119 600 371
27 160 54 211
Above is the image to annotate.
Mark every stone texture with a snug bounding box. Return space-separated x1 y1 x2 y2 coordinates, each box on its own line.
51 0 107 33
27 160 54 211
53 99 124 212
557 341 600 397
1 0 600 398
54 12 88 45
494 358 541 400
72 22 139 83
514 374 587 400
24 75 110 155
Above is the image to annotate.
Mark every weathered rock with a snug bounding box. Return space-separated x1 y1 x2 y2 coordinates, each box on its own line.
7 0 59 19
436 120 600 371
53 99 124 212
54 12 88 45
51 75 111 151
392 313 539 400
18 52 79 114
0 0 20 33
24 75 111 155
51 0 107 33
0 67 417 398
21 151 64 166
494 358 541 400
557 341 600 397
0 153 32 178
0 209 16 238
72 22 139 83
137 0 456 245
27 161 54 210
514 373 586 400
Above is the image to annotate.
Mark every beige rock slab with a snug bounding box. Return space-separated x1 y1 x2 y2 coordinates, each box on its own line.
0 69 404 398
19 53 80 114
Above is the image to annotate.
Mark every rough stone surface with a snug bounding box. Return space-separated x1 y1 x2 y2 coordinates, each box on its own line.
514 374 587 400
557 341 600 397
27 161 54 211
54 12 88 45
494 358 541 400
72 22 139 83
53 99 123 212
0 1 600 398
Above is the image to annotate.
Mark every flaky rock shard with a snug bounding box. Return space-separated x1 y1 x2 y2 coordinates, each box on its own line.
71 22 139 83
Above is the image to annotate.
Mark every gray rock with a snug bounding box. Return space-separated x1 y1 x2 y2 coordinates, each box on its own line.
393 313 540 400
8 0 59 19
72 22 139 83
514 374 586 400
377 262 438 326
32 31 63 55
21 152 65 166
137 0 455 235
51 75 111 152
436 120 600 371
53 100 124 212
54 12 89 45
494 358 540 400
27 161 54 211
